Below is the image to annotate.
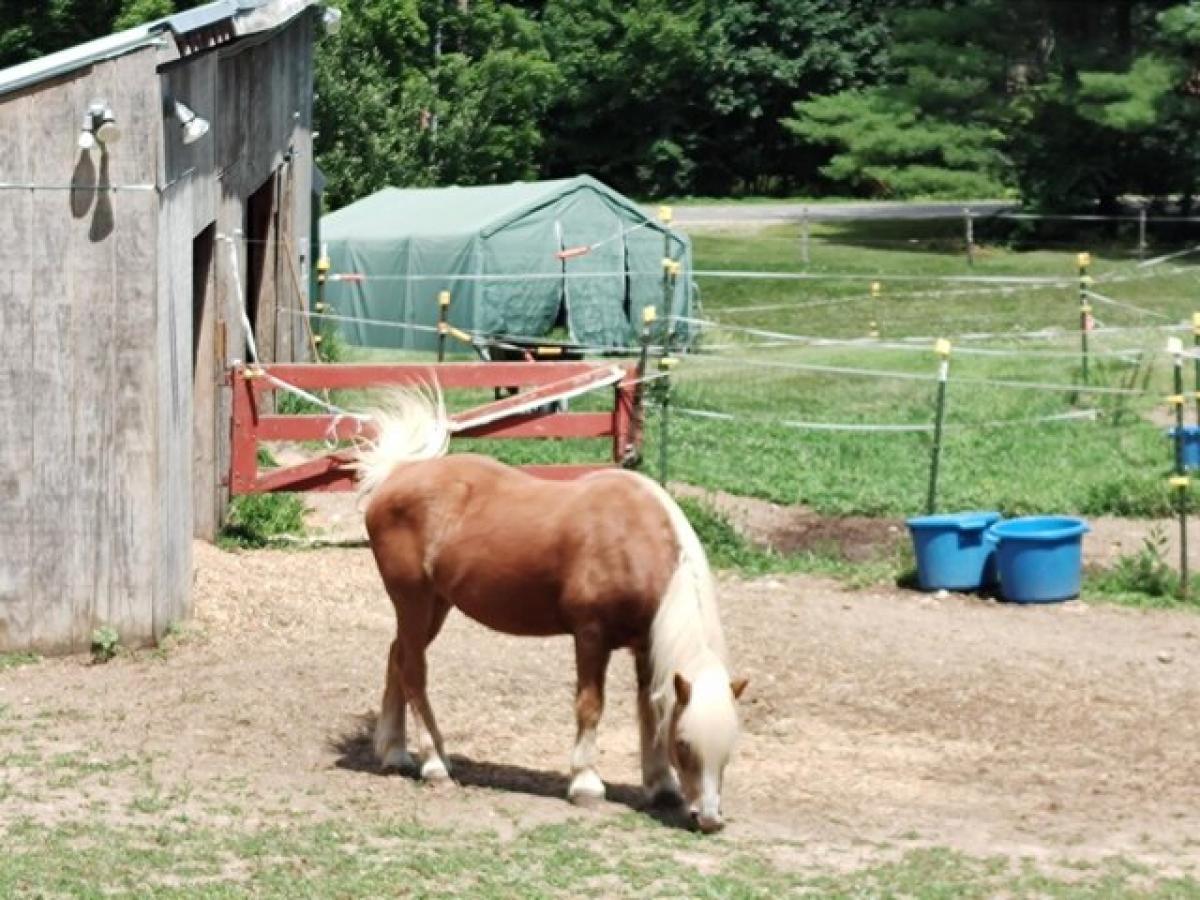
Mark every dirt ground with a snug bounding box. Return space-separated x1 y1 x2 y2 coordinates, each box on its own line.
304 484 1194 572
2 537 1199 876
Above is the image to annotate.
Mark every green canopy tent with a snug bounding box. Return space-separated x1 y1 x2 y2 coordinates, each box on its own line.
319 176 694 352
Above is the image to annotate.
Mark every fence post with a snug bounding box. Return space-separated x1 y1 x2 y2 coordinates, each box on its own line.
1077 252 1093 387
658 203 675 340
869 281 882 338
657 355 676 486
964 207 975 267
1167 337 1191 600
925 338 952 515
436 290 451 362
313 249 330 360
1193 312 1200 425
800 206 810 265
1138 206 1148 262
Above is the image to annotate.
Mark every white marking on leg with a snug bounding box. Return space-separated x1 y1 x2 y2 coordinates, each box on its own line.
374 706 406 763
568 727 605 803
411 698 451 780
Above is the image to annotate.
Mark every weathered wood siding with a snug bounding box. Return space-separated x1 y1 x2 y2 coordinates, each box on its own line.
0 9 320 653
0 48 177 653
162 14 316 539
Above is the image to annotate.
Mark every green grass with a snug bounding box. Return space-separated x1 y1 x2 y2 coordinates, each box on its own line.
0 653 40 672
660 221 1200 518
0 814 1195 898
327 220 1197 519
218 493 308 549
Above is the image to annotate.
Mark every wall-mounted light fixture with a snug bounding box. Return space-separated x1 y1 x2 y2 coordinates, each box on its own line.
173 100 210 145
322 7 342 35
78 100 120 151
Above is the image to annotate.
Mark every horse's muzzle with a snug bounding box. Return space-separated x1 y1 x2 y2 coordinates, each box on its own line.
690 809 725 834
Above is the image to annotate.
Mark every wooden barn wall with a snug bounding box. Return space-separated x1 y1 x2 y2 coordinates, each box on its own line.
163 14 316 539
0 47 182 654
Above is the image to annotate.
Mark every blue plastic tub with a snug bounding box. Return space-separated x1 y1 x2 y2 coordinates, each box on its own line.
906 511 1002 592
1166 425 1200 471
987 516 1090 603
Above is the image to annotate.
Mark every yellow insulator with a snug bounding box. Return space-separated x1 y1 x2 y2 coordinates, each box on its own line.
1076 252 1091 269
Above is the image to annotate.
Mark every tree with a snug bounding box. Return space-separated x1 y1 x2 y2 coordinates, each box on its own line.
785 0 1200 207
540 0 705 196
0 1 194 68
315 0 561 209
695 0 891 195
784 1 1024 199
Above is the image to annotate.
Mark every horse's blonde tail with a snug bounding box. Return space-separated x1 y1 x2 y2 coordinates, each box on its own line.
351 383 451 496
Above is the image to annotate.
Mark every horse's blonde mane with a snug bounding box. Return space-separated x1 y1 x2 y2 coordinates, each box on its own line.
629 475 729 738
351 383 451 496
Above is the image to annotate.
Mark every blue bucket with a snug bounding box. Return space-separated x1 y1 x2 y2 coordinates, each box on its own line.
1166 426 1200 471
987 516 1090 603
906 511 1002 592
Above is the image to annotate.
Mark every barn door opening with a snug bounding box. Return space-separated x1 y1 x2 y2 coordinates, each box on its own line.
192 222 218 539
192 224 215 374
244 173 278 361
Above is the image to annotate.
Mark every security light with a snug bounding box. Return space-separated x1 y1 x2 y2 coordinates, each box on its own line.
79 101 119 150
173 100 210 145
94 102 121 144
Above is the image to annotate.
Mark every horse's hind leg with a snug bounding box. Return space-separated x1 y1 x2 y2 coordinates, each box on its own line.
568 631 611 805
403 599 453 781
635 649 680 805
374 635 413 771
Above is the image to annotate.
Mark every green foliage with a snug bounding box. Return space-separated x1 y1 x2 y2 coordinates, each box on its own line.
315 0 562 209
0 652 40 672
90 626 121 664
219 494 307 549
0 1 203 67
111 0 177 30
1089 526 1184 605
676 496 779 571
786 2 1018 199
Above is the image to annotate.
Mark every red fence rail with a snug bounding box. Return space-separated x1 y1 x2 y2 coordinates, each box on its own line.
229 362 641 494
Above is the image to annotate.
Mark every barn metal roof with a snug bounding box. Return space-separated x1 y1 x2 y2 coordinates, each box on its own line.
0 0 324 98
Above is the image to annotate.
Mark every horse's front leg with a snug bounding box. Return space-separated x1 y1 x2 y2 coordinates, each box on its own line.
568 631 611 805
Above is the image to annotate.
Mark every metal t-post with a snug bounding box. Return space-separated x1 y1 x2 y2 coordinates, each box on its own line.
1077 252 1092 387
1168 337 1190 600
436 290 450 362
964 208 975 267
926 339 952 515
1193 312 1200 425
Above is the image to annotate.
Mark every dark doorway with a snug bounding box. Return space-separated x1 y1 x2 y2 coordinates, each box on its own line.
192 224 215 374
244 173 278 360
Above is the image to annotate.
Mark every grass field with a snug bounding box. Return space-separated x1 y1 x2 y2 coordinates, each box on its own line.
437 218 1198 519
3 812 1198 898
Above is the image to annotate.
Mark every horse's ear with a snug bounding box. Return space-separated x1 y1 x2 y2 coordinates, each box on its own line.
673 672 692 707
730 677 749 700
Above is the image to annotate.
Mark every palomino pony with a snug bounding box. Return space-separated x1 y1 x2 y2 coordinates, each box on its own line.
355 388 747 833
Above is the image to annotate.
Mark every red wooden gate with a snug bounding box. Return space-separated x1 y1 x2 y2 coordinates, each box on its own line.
229 361 641 494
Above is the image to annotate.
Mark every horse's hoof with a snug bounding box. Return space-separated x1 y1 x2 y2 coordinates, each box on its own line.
567 770 606 806
420 757 451 781
380 748 415 772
